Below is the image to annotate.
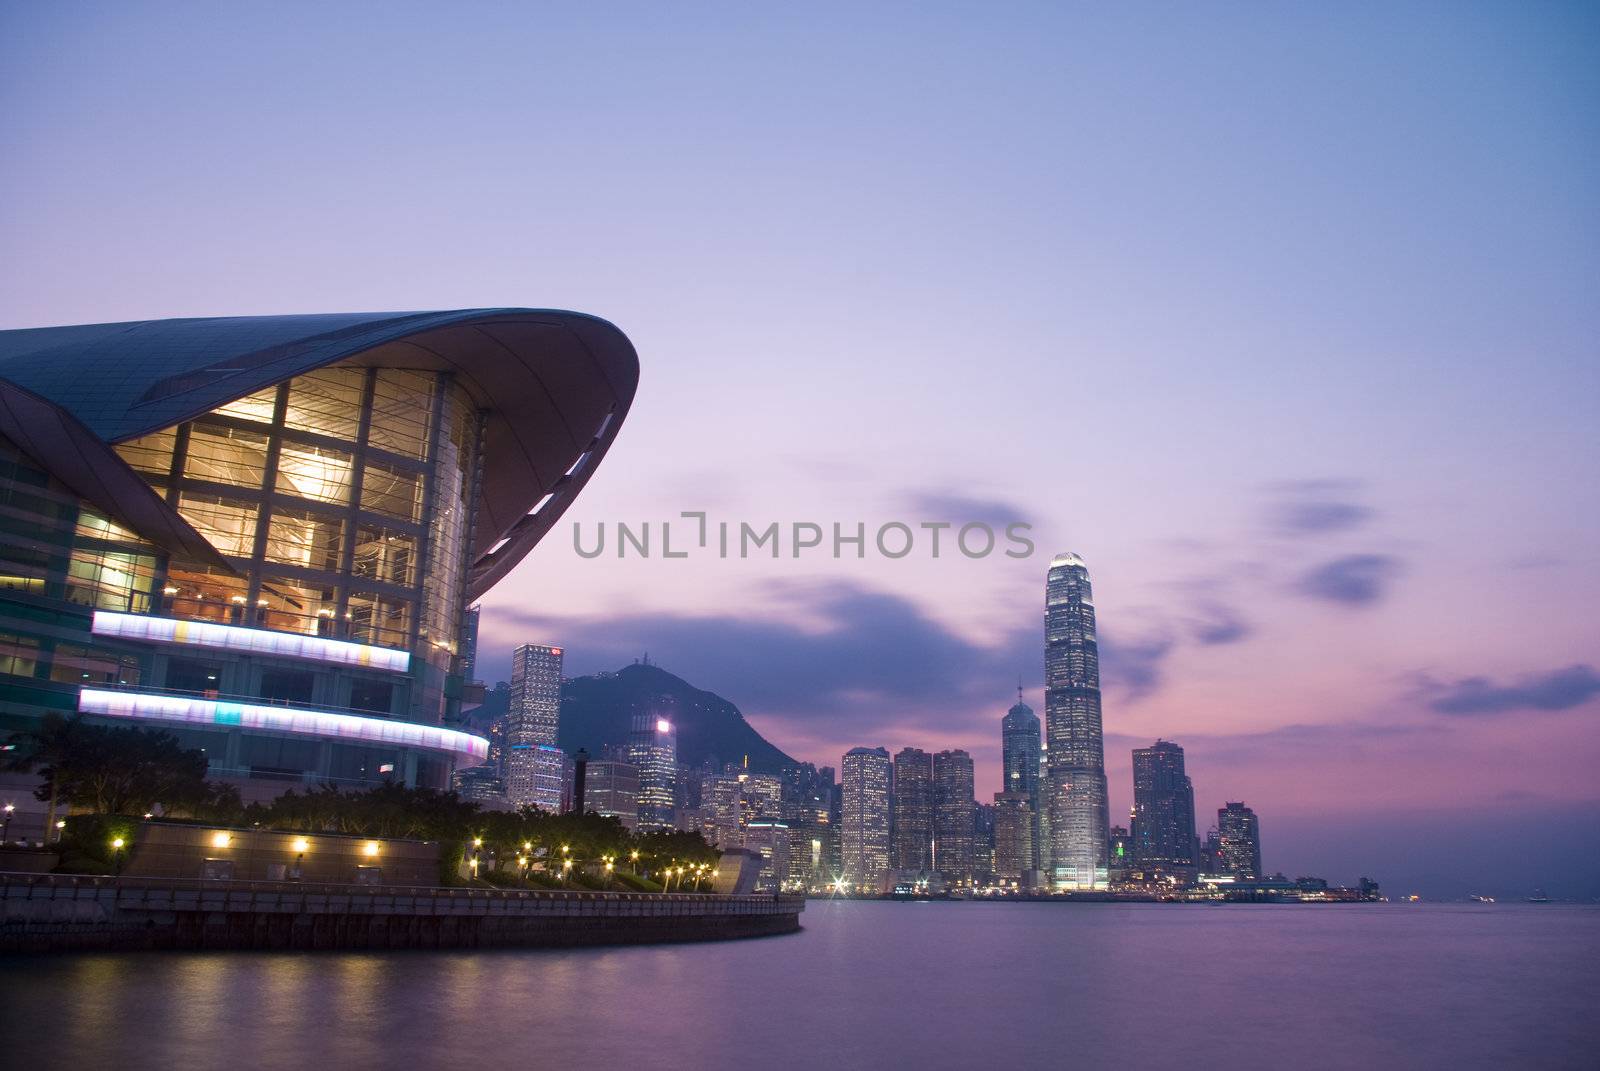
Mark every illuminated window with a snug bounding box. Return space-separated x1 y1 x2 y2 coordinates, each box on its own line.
176 492 259 558
114 427 177 477
183 421 270 489
256 574 340 636
0 633 40 677
352 524 417 587
276 440 354 505
214 385 279 426
74 507 149 545
359 460 422 522
65 548 158 613
348 591 412 647
367 370 436 459
262 506 344 571
283 368 364 441
49 644 140 686
165 563 250 624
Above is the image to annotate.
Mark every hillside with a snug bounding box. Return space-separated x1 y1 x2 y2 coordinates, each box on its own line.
557 663 797 774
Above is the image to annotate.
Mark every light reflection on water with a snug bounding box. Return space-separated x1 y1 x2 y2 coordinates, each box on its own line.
3 902 1595 1070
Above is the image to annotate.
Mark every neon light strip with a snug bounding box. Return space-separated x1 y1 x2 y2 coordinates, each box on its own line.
78 688 487 762
91 611 410 673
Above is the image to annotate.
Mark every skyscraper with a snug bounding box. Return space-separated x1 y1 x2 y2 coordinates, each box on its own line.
1002 690 1043 878
840 747 891 893
703 774 746 848
459 604 482 682
932 749 976 886
1044 553 1110 889
583 760 640 830
891 747 933 873
1217 802 1262 879
1131 740 1198 878
627 715 677 832
504 643 564 807
993 791 1034 885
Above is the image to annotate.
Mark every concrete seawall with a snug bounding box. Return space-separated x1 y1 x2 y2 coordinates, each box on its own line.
0 873 804 952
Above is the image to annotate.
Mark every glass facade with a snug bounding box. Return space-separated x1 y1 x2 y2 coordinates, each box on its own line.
1044 553 1110 889
0 359 487 794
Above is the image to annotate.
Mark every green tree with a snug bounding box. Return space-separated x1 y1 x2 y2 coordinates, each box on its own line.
7 714 211 817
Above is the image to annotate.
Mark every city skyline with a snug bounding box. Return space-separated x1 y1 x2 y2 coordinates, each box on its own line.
4 4 1595 901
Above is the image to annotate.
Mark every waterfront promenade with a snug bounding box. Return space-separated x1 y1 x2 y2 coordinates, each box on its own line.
0 872 804 952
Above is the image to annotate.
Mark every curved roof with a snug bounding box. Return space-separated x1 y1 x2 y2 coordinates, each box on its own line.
0 309 638 600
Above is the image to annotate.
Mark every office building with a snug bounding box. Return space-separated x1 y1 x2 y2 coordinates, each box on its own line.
627 714 677 832
840 746 891 893
1218 802 1262 878
458 604 481 682
703 774 745 848
891 747 933 873
933 748 976 885
743 820 791 892
1131 740 1198 878
1002 689 1043 874
1044 553 1110 888
503 643 562 805
993 791 1033 885
582 760 639 830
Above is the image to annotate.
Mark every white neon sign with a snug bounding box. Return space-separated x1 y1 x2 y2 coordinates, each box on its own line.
91 611 410 673
78 688 487 762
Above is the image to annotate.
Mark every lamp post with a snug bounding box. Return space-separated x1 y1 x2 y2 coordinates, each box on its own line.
54 819 65 843
2 803 12 845
111 836 125 875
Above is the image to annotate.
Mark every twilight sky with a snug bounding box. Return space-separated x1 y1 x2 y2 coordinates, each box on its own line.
3 3 1596 897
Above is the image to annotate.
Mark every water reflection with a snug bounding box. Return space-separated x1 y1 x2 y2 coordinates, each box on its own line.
2 904 1593 1070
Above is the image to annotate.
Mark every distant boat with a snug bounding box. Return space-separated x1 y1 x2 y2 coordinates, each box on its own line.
1525 889 1552 903
1469 894 1495 904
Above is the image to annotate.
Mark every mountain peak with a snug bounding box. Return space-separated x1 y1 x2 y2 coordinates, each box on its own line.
559 663 797 774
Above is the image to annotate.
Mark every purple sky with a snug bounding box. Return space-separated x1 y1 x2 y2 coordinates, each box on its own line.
3 3 1596 897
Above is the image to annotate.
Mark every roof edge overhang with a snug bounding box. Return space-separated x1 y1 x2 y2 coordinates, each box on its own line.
0 308 640 603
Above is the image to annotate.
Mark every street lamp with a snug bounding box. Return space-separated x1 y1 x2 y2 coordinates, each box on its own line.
111 836 125 874
54 819 66 843
2 803 12 844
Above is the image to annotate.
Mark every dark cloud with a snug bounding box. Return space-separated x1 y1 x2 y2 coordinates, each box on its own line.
1098 632 1175 701
901 490 1036 532
1266 479 1374 536
485 580 1035 743
1187 604 1252 646
1295 553 1402 605
1424 664 1600 716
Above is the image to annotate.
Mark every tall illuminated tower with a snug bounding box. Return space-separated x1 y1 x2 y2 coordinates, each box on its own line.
627 714 677 832
505 643 564 807
1001 690 1042 878
1044 552 1109 888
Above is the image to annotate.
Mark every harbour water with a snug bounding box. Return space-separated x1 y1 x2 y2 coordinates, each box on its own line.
2 901 1594 1069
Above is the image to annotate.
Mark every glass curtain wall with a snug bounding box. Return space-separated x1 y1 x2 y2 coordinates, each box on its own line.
110 363 483 719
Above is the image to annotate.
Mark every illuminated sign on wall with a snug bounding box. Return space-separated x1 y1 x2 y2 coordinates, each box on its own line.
78 688 488 762
91 611 410 673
